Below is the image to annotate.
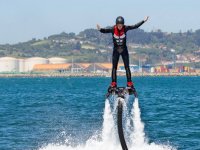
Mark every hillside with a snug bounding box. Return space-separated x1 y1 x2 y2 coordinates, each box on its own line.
0 28 200 66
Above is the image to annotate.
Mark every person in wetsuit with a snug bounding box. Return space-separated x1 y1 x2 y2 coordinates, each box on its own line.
97 16 149 90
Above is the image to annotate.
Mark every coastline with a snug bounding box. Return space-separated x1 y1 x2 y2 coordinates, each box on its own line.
0 72 200 78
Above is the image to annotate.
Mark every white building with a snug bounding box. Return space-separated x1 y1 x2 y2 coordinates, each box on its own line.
18 59 25 72
24 57 49 72
0 57 68 73
48 57 67 64
0 57 19 72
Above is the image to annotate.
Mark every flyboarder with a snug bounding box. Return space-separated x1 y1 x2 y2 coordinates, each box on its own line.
97 16 149 92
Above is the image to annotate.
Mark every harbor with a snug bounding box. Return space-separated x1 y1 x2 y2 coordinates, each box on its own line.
0 72 200 78
0 56 200 78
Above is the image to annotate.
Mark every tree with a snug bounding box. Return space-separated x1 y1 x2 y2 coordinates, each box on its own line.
195 29 200 46
75 42 81 50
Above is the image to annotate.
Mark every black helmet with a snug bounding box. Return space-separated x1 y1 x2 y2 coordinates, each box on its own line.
116 16 124 24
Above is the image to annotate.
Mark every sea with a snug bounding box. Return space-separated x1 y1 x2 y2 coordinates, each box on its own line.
0 77 199 150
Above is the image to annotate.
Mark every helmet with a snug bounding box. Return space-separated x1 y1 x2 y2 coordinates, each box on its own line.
116 16 124 24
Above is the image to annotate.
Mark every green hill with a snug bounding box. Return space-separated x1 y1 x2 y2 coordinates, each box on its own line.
0 28 200 66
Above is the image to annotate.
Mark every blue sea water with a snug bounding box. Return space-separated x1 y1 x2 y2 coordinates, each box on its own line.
0 77 199 150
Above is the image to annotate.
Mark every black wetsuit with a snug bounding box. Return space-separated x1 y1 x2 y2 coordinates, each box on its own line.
100 20 145 83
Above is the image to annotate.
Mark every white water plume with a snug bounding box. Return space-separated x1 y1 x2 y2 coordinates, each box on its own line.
39 97 175 150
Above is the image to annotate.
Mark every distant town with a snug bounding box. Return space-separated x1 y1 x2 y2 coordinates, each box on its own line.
0 56 200 77
0 28 200 77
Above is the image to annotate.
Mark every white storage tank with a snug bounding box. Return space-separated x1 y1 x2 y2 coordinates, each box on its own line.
0 57 19 72
25 57 49 72
48 57 67 64
19 59 25 72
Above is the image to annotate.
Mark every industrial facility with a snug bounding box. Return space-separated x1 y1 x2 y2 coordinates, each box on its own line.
0 57 19 72
0 57 197 74
48 57 67 64
0 57 62 73
0 57 119 73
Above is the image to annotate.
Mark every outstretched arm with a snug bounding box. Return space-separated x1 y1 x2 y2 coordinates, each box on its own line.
126 16 149 31
97 24 113 33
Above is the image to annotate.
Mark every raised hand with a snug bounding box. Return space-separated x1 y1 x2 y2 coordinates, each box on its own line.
144 16 149 22
97 24 101 30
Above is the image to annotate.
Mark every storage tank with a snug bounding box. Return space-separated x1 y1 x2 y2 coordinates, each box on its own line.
0 57 19 72
19 59 25 72
48 57 67 64
25 57 49 72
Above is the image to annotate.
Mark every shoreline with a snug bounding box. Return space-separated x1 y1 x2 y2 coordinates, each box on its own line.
0 72 200 78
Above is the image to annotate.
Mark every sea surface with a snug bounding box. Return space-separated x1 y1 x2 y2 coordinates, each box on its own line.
0 77 199 150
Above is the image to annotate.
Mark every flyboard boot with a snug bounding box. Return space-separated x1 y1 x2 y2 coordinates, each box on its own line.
106 82 117 97
127 81 138 97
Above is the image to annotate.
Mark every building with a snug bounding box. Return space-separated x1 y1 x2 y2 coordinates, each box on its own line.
33 64 71 73
25 57 49 72
0 57 19 72
142 65 152 73
178 66 195 73
48 57 67 64
84 63 108 73
34 63 87 73
33 63 122 73
154 66 169 73
118 65 140 73
19 59 25 72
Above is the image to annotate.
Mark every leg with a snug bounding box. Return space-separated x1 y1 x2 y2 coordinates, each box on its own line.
121 48 132 82
112 49 120 82
121 48 138 97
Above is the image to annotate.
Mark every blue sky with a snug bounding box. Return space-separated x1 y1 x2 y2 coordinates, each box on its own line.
0 0 199 44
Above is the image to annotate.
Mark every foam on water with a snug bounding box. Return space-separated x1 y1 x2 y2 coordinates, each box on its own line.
129 98 175 150
39 98 175 150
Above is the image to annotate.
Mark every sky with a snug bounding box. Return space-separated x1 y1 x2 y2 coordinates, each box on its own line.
0 0 199 44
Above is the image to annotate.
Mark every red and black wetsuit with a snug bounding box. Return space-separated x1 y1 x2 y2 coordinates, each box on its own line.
100 20 145 83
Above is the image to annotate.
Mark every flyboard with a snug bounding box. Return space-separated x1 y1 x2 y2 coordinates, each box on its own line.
106 86 138 150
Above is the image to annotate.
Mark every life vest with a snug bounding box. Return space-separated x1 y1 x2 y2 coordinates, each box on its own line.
113 25 126 46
